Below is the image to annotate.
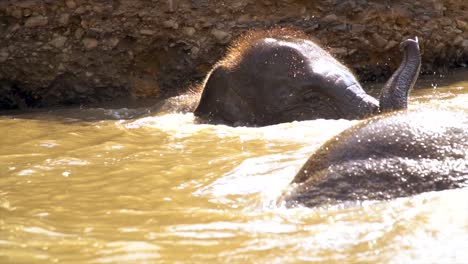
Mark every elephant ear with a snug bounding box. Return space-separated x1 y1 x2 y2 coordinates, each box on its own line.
379 37 421 112
194 66 254 125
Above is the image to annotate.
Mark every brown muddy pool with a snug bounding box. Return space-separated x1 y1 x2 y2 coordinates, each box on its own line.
1 69 468 263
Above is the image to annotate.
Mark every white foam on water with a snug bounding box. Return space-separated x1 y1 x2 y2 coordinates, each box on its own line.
123 112 356 143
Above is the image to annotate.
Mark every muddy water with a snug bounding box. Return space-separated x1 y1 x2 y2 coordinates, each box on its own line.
1 69 468 263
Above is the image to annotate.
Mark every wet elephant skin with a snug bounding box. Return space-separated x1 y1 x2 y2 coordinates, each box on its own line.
194 29 421 126
281 110 468 207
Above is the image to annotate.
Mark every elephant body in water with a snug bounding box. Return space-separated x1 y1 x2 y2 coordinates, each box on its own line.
174 29 463 207
281 110 468 207
194 29 421 126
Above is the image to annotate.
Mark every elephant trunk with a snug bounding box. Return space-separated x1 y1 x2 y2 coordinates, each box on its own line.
379 38 421 112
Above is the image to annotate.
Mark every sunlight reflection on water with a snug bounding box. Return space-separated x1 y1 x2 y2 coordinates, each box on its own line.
0 70 467 263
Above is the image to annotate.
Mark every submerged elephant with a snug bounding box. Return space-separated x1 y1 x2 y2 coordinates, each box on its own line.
280 109 468 207
194 29 421 126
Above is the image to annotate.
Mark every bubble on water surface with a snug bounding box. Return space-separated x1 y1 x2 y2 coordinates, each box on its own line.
17 169 35 177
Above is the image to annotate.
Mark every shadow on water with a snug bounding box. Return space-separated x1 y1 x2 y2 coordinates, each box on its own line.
365 66 468 93
0 106 155 123
1 67 467 123
0 97 169 123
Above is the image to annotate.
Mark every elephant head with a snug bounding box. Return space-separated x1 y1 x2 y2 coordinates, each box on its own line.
194 29 422 126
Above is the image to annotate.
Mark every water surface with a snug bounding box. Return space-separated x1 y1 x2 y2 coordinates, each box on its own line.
1 69 468 263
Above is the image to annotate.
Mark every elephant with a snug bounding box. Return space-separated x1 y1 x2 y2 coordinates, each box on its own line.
280 109 468 208
194 28 421 126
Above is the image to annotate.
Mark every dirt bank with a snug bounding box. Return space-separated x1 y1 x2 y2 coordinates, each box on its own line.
0 0 467 109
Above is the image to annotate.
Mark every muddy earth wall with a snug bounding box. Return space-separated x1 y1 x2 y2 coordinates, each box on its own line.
0 0 467 109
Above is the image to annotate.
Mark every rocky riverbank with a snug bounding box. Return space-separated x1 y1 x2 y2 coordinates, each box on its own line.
0 0 467 109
